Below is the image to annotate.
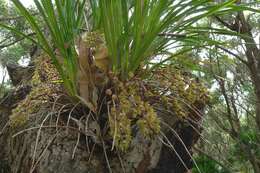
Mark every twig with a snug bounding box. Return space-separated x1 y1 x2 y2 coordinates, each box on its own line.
216 45 248 65
0 33 35 49
0 13 38 22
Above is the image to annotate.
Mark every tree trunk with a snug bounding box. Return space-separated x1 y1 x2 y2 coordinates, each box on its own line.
0 62 206 173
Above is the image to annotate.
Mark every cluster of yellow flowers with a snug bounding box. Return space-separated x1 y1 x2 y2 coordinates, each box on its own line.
149 67 209 119
108 79 160 151
106 67 209 151
10 56 61 127
82 31 105 50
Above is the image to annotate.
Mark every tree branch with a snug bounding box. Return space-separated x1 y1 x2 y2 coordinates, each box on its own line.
0 13 38 22
0 34 13 45
0 33 35 49
215 45 249 65
214 16 236 31
0 15 25 22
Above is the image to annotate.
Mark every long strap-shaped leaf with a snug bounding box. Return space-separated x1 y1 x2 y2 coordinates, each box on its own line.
92 0 259 80
10 0 86 97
